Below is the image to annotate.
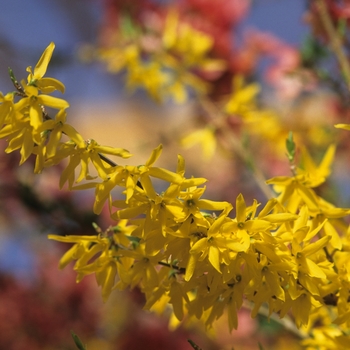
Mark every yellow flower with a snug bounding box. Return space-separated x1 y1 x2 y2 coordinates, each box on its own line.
3 119 35 165
163 10 224 68
168 278 190 321
335 123 350 131
0 92 15 126
95 10 225 103
99 44 139 74
126 61 170 102
297 144 336 187
186 205 233 279
181 127 217 160
225 76 260 116
120 244 163 291
301 326 348 349
220 194 276 255
266 174 320 212
36 109 85 158
58 138 132 191
26 42 65 93
48 234 116 300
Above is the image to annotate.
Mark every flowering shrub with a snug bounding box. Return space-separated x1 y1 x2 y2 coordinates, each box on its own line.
3 1 350 349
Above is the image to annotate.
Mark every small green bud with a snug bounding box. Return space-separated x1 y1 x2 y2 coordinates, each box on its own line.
71 331 87 350
286 131 296 162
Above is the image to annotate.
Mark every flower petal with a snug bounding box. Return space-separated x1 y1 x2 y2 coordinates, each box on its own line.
33 42 55 80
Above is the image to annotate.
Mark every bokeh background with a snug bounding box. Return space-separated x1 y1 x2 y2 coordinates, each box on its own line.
1 1 347 349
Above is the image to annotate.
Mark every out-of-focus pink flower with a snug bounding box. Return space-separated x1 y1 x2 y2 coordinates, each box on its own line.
231 30 302 99
181 0 250 28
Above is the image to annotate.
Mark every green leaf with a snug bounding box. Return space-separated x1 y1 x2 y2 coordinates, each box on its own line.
300 35 328 67
120 13 140 38
71 330 87 350
8 67 16 84
286 131 295 162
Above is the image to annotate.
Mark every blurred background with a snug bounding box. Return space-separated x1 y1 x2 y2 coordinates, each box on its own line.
1 0 348 349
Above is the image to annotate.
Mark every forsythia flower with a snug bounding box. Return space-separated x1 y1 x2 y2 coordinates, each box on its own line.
181 127 217 160
5 41 350 349
96 10 225 103
26 42 65 93
335 123 350 131
225 76 260 117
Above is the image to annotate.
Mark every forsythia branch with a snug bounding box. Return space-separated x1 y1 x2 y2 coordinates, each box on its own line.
2 42 350 350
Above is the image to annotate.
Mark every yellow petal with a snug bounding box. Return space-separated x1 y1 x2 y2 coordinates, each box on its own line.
190 237 207 254
169 281 184 321
33 42 55 80
62 123 86 148
59 155 80 188
227 298 238 331
292 293 311 328
46 128 62 158
148 167 182 184
296 184 319 211
114 204 148 220
163 10 178 49
258 198 277 217
185 254 197 281
323 221 342 250
263 213 298 223
37 94 70 110
318 144 336 178
29 103 42 129
0 94 14 125
176 154 186 176
245 219 273 232
208 245 221 273
100 260 118 302
36 77 65 93
236 194 246 223
303 256 326 279
94 145 132 158
335 123 350 130
198 199 230 211
58 244 85 269
145 144 163 166
302 235 330 257
20 129 34 164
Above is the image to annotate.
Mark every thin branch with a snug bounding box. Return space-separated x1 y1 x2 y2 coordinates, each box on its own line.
158 261 186 274
315 0 350 90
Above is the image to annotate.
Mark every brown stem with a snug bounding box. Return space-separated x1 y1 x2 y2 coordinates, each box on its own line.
315 0 350 90
158 261 186 274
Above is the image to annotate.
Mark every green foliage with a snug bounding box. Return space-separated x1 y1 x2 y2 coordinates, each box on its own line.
71 331 87 350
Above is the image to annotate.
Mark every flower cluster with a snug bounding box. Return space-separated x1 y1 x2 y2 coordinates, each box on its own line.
86 0 338 175
0 43 131 178
93 8 226 103
3 44 350 350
